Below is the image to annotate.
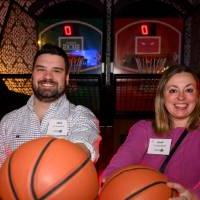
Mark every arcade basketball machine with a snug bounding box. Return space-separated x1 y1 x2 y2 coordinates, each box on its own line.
113 18 183 147
114 19 183 112
38 20 103 74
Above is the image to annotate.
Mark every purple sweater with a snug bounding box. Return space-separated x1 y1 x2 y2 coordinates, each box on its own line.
101 120 200 197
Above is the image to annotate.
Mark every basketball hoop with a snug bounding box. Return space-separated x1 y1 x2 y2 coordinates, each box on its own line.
67 55 85 74
135 55 167 74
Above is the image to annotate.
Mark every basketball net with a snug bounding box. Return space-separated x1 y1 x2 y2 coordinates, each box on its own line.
67 55 85 74
135 55 167 74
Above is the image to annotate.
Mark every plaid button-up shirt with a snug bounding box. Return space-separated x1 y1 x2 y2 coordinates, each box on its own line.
0 94 101 166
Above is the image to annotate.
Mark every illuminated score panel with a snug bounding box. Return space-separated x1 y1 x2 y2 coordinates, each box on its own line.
64 25 72 36
141 24 149 35
140 23 156 36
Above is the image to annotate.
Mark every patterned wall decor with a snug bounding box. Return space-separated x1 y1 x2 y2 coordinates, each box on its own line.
14 0 37 10
0 2 37 95
0 0 10 34
0 3 37 74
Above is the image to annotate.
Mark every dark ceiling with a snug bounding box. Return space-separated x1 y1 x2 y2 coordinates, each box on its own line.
36 2 103 19
114 1 183 17
29 0 104 19
24 0 200 19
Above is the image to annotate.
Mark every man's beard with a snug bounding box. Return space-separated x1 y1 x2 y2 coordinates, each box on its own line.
32 80 66 102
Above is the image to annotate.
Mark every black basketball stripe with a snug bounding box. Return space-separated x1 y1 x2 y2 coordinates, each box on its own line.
101 166 157 192
100 166 171 200
30 138 91 200
124 181 167 200
8 152 20 200
30 138 57 199
38 154 91 200
7 139 56 200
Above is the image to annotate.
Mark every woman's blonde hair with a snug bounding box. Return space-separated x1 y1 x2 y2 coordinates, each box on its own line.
153 64 200 134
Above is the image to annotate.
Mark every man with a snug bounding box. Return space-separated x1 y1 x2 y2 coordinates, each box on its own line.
0 43 101 167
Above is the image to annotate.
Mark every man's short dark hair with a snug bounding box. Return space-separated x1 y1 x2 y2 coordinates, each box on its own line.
33 43 69 74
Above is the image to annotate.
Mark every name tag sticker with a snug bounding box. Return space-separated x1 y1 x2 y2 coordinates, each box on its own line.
47 119 68 136
147 138 172 155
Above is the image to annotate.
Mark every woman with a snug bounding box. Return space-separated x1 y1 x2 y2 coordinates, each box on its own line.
101 65 200 200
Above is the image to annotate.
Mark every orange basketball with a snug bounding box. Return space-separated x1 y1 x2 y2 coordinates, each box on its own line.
99 165 176 200
0 137 99 200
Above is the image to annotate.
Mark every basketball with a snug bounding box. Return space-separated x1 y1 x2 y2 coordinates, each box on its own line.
99 165 176 200
0 137 99 200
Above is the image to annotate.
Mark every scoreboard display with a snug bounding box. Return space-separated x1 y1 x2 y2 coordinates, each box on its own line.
38 19 103 74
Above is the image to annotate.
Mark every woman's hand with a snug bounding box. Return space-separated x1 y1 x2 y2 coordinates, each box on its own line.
167 182 198 200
